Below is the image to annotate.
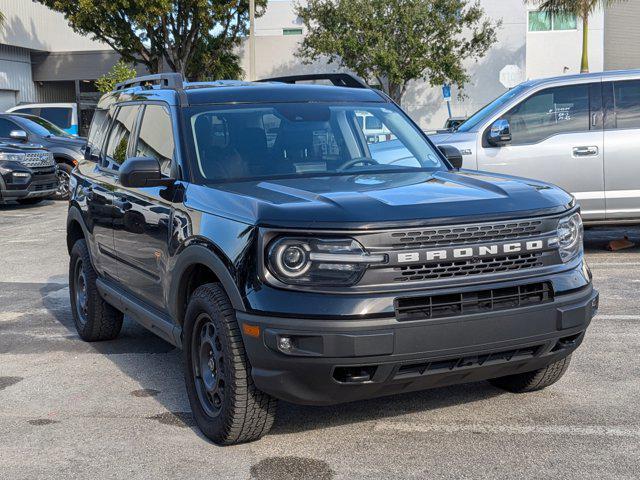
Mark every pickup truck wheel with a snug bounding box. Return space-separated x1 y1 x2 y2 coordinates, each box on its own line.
488 355 571 393
183 283 277 445
69 239 123 341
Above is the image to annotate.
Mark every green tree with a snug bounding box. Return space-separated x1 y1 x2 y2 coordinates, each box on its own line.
296 0 500 105
35 0 266 77
95 60 138 94
531 0 628 73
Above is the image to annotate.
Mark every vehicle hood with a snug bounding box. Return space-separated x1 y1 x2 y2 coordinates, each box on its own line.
428 131 477 145
44 136 86 150
186 170 573 229
0 142 48 153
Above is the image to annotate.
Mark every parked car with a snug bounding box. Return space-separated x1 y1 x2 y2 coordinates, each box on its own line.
356 110 394 143
443 116 466 131
429 69 640 225
66 73 597 445
0 113 86 199
0 141 57 205
6 103 80 136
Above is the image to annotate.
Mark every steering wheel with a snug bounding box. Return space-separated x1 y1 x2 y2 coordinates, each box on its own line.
337 157 379 172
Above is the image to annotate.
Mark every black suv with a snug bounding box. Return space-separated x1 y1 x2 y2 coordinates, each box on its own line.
0 113 86 199
0 141 57 205
66 73 598 445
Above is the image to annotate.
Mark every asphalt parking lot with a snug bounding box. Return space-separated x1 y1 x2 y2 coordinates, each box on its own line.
1 200 639 480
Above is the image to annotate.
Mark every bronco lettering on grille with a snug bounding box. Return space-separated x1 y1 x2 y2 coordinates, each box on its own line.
396 239 548 264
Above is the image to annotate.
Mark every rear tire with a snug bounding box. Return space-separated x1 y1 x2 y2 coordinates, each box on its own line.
69 239 123 341
183 283 277 445
488 355 571 393
16 198 43 205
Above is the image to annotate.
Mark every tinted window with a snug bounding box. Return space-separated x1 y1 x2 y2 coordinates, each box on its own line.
20 115 71 137
503 84 589 145
12 107 39 116
613 80 640 129
135 105 175 176
40 107 72 129
103 105 139 169
86 109 109 160
0 118 20 138
187 103 443 182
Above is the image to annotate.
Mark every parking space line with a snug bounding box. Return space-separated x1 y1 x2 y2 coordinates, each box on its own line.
588 262 640 267
374 422 640 438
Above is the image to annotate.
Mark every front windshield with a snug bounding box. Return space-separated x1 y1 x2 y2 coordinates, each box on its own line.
456 84 528 132
20 114 71 137
186 102 445 182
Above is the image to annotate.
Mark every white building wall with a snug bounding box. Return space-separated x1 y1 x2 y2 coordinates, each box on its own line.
0 44 38 109
525 6 605 78
0 0 109 52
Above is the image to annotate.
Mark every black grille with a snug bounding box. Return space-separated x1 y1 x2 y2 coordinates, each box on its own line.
394 345 542 380
388 220 544 249
33 182 56 192
393 252 544 282
394 281 553 321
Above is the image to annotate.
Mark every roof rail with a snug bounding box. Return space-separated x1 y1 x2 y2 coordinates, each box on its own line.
258 73 368 89
115 73 184 91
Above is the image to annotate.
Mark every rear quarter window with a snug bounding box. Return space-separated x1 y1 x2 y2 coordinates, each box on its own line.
40 107 72 129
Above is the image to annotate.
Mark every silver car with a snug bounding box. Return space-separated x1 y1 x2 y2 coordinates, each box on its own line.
430 69 640 224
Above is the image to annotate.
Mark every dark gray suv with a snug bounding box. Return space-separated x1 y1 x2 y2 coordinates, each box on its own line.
0 113 85 199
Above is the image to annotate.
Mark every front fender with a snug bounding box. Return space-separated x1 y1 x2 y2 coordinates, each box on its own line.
168 244 247 324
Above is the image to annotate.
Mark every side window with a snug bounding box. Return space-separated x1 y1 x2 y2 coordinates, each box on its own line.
503 84 590 145
135 105 175 176
0 118 20 138
613 80 640 129
103 105 140 170
353 111 395 144
40 107 72 129
86 109 108 160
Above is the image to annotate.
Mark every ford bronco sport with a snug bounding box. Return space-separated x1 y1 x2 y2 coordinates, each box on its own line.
66 73 598 445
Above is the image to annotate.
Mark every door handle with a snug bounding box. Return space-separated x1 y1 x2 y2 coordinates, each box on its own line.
572 146 599 157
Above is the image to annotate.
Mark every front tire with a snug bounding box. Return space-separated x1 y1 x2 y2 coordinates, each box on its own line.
183 283 277 445
54 162 73 200
69 239 123 341
488 355 571 393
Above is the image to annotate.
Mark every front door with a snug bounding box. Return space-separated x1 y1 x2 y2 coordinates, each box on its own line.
476 82 605 221
112 104 177 312
603 79 640 220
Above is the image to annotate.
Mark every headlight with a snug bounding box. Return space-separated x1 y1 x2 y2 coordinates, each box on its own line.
267 237 385 286
0 152 26 162
555 212 583 262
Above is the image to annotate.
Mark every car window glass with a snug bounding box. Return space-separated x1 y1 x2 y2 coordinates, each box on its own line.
613 80 640 129
86 109 108 160
503 84 589 145
188 103 440 181
40 107 72 129
0 118 20 138
135 105 175 176
103 105 139 170
12 107 39 116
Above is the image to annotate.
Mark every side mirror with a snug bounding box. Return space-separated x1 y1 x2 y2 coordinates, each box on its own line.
437 145 464 169
9 130 28 142
487 119 511 147
119 157 173 188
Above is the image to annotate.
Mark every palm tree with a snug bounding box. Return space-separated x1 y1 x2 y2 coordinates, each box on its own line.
531 0 627 73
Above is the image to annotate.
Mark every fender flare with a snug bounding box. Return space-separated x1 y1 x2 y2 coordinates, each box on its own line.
66 205 89 242
169 244 246 323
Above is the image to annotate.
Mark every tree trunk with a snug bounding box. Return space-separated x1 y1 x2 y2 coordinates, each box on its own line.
387 82 405 105
581 15 589 73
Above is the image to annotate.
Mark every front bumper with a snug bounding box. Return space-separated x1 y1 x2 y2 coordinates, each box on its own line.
0 165 57 202
238 285 598 405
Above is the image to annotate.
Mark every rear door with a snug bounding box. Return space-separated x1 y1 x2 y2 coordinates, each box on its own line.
476 82 605 221
112 103 176 312
602 78 640 220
